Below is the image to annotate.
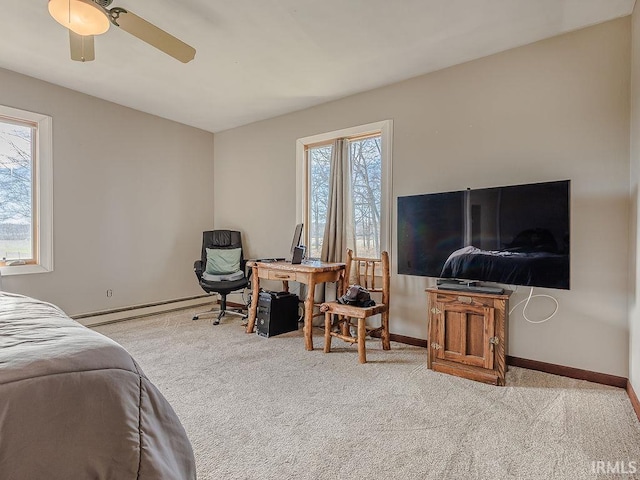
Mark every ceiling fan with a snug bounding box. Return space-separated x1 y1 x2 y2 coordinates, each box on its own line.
48 0 196 63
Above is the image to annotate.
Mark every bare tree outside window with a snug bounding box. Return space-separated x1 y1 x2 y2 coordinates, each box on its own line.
307 134 382 259
308 145 331 258
350 136 381 258
0 121 34 262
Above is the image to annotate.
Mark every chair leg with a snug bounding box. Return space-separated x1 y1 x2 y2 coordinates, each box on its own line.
324 312 332 353
358 317 367 364
381 310 391 350
192 293 247 325
192 298 219 321
213 294 227 325
340 314 350 337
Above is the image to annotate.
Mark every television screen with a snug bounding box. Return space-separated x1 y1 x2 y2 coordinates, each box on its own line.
397 180 570 289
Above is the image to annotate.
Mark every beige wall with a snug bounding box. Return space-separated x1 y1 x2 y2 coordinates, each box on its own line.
214 18 631 376
0 68 215 315
630 8 640 393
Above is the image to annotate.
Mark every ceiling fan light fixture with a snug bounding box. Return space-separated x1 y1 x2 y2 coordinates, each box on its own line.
48 0 110 36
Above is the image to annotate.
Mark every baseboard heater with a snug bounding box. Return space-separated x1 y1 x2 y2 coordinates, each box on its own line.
73 294 213 327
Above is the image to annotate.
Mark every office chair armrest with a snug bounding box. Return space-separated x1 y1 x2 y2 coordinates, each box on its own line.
194 260 204 281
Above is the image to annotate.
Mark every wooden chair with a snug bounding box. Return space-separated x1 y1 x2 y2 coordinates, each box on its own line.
322 249 390 363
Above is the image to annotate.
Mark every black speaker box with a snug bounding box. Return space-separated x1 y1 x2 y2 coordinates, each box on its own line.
256 291 299 338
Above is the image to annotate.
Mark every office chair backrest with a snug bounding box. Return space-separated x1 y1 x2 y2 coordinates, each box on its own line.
201 230 245 266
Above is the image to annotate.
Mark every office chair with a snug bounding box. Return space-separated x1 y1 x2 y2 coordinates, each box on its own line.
192 230 249 325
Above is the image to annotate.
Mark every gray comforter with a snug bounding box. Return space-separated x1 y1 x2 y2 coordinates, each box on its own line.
0 292 196 479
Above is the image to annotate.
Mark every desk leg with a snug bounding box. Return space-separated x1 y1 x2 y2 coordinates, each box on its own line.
338 269 345 299
304 278 316 351
246 265 260 334
337 269 350 337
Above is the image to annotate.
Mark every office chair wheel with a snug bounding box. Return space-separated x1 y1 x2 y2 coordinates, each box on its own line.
213 310 225 325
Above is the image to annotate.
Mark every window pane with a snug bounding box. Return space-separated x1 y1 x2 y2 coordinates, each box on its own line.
308 144 332 258
0 121 34 262
350 136 382 258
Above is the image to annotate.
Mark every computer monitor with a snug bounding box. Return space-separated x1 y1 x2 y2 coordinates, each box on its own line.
290 223 303 255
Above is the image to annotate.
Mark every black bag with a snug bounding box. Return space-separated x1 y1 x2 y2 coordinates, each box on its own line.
337 285 376 307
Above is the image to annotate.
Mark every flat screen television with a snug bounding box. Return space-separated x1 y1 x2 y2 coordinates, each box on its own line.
397 180 570 289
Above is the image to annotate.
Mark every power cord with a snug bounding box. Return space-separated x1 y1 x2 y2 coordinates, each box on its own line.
509 286 558 324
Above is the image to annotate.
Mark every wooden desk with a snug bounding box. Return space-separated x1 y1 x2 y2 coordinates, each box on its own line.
245 260 345 350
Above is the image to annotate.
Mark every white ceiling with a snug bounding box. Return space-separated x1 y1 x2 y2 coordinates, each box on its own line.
0 0 635 133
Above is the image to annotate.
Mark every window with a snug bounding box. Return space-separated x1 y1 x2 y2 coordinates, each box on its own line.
297 120 392 260
307 144 331 257
0 105 53 275
350 136 383 257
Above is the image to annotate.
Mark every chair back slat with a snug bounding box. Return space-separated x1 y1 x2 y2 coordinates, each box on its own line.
344 249 389 299
381 251 390 307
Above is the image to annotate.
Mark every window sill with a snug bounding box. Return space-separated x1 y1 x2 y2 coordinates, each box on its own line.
0 264 53 276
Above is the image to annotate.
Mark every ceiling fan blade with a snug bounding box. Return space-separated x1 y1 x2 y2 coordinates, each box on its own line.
69 30 95 62
109 9 196 63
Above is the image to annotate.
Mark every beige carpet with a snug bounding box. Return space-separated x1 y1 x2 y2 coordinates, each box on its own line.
94 308 640 480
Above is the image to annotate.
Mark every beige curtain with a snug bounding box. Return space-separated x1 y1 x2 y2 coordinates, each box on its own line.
321 138 355 263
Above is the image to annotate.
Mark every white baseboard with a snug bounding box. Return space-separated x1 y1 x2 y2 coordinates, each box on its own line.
73 295 215 327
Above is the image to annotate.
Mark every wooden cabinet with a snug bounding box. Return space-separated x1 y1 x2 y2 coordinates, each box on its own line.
426 288 510 386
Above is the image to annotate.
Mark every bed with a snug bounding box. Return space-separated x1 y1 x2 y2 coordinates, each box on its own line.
0 291 196 479
440 245 570 289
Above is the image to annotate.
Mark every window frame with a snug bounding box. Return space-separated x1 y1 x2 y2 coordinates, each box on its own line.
296 120 393 258
0 105 53 276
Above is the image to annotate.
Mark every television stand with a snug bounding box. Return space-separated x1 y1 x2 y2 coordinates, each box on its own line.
426 288 511 385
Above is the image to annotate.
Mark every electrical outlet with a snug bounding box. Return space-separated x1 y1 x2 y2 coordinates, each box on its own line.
106 289 113 298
